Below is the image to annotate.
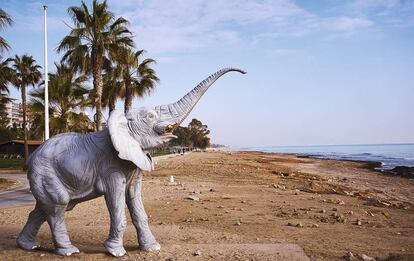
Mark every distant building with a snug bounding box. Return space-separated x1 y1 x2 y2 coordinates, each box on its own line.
4 99 34 128
4 99 20 127
19 103 34 128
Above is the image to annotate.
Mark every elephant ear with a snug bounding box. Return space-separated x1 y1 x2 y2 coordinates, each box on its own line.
107 110 154 171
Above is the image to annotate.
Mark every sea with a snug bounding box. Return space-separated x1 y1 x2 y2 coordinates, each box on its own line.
236 143 414 171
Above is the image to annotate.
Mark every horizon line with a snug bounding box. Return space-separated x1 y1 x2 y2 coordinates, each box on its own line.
233 142 414 149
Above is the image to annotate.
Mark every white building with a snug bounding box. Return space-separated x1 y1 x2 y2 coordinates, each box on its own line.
4 99 20 127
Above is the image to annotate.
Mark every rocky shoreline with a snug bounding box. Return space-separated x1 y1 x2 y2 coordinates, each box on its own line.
385 166 414 179
296 153 414 179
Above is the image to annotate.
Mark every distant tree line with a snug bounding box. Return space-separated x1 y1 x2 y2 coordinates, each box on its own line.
170 119 211 150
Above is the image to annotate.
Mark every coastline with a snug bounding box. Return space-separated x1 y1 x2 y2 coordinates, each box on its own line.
296 154 414 179
236 149 414 179
0 151 413 260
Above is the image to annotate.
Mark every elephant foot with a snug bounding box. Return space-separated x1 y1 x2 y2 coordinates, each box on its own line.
140 241 161 252
105 240 126 257
54 245 80 256
16 236 40 250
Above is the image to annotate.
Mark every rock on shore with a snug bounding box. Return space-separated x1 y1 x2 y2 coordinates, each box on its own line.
388 166 414 178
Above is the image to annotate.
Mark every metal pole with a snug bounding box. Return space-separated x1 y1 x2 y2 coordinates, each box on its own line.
43 5 49 140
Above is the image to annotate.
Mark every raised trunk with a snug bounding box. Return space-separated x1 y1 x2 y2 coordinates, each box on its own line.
93 56 103 131
155 67 246 125
21 85 29 165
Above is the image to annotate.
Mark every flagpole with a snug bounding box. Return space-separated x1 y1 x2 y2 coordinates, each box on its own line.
43 5 49 140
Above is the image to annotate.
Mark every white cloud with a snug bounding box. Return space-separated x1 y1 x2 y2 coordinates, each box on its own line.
269 48 298 57
327 16 373 32
6 0 409 55
114 0 310 53
4 1 68 33
347 0 414 27
17 15 67 33
350 0 400 11
253 15 373 42
109 0 381 54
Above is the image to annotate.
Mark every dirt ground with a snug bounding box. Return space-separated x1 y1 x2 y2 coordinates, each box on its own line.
0 151 413 260
0 178 17 192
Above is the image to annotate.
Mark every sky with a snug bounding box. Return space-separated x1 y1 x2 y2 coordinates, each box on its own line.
1 0 414 147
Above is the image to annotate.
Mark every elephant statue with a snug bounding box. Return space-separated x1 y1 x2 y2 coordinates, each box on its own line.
16 67 246 257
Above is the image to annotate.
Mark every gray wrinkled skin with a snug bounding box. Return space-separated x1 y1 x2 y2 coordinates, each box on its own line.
16 68 246 257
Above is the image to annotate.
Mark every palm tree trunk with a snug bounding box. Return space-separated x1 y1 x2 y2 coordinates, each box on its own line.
21 85 29 165
93 56 103 131
63 114 69 133
124 82 132 114
109 95 116 115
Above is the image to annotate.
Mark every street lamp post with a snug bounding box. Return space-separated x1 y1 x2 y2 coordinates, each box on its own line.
43 5 49 140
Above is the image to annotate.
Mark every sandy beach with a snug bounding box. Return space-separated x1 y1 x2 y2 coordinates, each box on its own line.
0 151 413 260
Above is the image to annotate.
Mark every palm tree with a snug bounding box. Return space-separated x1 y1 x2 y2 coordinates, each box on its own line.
66 111 95 133
0 8 13 53
118 49 159 113
102 64 123 114
57 0 134 130
0 8 14 124
11 54 42 161
0 93 11 125
30 62 93 134
0 56 13 94
0 8 13 124
101 48 129 115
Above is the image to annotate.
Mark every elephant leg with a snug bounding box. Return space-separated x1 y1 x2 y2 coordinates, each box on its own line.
25 175 79 256
104 172 127 257
44 204 79 256
17 203 46 250
126 173 160 251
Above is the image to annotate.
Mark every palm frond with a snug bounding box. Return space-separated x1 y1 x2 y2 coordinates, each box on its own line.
0 8 13 30
110 17 129 30
0 36 11 52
